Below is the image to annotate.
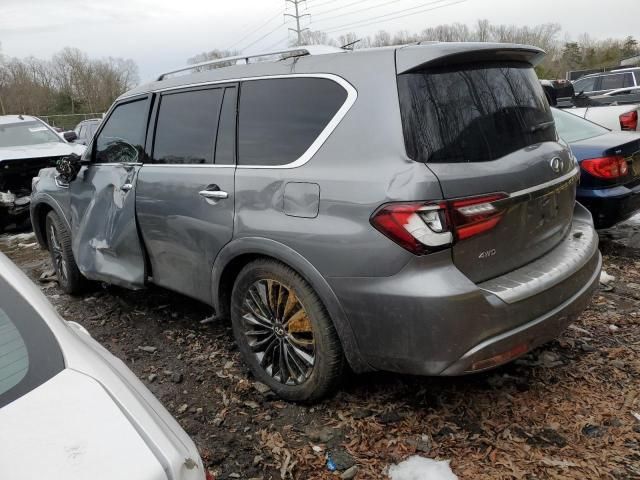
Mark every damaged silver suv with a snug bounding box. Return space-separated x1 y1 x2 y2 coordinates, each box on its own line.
31 43 601 401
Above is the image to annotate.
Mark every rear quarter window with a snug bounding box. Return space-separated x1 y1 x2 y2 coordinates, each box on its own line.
398 62 556 163
0 275 64 408
238 77 348 167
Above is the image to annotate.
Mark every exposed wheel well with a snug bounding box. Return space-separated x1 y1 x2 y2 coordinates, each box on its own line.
33 203 54 248
217 253 264 320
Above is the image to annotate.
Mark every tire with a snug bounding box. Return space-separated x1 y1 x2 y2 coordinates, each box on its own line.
231 259 346 402
45 211 88 295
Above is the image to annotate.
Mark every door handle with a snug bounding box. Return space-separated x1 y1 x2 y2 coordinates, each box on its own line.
121 183 133 192
199 190 229 200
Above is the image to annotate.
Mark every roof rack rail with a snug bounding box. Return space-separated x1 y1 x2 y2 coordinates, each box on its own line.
157 45 345 81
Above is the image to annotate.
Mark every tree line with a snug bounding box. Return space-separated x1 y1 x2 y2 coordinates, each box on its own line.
0 45 138 117
191 20 639 80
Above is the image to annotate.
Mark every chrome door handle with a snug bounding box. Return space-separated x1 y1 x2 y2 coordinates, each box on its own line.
199 190 228 200
121 183 133 192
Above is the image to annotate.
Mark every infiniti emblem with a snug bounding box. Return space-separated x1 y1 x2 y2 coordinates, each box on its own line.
550 157 563 174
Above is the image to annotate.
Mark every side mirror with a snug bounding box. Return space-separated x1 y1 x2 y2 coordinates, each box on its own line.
56 153 85 182
63 131 78 142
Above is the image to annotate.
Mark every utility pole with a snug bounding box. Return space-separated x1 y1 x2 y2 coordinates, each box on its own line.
285 0 309 45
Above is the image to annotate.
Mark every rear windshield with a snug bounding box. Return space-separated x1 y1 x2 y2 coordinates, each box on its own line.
398 62 556 163
552 108 608 143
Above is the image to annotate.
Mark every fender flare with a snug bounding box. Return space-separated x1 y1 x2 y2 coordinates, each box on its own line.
211 237 371 373
30 193 72 248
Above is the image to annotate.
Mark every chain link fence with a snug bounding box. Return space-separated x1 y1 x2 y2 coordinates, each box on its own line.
37 113 105 131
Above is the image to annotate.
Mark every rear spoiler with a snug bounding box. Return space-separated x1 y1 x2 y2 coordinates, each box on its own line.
396 43 546 74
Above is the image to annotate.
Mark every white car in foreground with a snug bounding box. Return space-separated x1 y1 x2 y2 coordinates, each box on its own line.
0 253 210 480
0 115 85 232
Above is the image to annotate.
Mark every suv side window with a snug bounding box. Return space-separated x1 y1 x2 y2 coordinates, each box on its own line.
573 76 597 93
153 88 225 165
215 87 237 165
94 98 149 164
238 77 348 166
600 73 629 90
0 276 64 408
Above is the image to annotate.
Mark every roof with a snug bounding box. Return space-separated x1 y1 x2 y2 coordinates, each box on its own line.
122 42 546 100
0 115 39 125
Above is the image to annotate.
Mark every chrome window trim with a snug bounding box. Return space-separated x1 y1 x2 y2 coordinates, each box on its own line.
121 73 358 170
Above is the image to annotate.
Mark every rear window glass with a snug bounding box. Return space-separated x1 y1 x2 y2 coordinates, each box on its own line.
238 77 348 166
552 108 608 143
0 275 64 408
398 62 555 163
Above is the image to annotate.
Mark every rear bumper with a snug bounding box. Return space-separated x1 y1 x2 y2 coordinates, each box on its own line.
577 183 640 229
328 204 601 376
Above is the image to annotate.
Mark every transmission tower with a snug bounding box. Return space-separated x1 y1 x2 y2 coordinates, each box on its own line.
285 0 309 45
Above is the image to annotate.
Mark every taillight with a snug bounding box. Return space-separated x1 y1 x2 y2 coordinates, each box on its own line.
370 193 507 254
205 470 215 480
620 111 638 131
581 156 628 179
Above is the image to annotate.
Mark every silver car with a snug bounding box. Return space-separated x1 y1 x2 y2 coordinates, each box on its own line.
31 43 601 402
0 253 208 480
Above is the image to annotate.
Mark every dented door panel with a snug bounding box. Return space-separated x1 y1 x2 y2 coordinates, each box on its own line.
70 164 145 288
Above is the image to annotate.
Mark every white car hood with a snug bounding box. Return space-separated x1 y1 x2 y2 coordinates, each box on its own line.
0 142 85 162
0 369 166 480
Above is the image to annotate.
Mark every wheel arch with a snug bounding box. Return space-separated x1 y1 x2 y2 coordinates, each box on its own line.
31 196 71 249
211 237 371 373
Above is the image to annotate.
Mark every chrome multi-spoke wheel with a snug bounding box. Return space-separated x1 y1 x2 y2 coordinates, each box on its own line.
49 223 68 285
241 279 315 385
231 259 346 401
45 211 87 295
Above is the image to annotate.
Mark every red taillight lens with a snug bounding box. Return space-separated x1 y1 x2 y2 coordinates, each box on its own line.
620 111 638 131
371 193 506 254
449 194 508 241
581 156 628 179
205 470 215 480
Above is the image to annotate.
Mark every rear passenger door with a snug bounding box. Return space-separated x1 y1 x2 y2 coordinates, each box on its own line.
136 85 237 303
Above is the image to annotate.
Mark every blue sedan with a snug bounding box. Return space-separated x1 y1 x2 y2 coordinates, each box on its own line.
553 108 640 229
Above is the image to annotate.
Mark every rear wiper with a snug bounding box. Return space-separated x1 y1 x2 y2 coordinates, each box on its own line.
528 120 555 134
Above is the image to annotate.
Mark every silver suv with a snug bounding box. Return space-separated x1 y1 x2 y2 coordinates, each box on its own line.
30 43 601 401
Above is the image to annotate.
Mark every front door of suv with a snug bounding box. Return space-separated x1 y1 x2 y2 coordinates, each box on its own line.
135 85 237 303
69 96 150 288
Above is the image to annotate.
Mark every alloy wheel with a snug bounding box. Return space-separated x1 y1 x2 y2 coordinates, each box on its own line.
49 224 68 285
240 279 315 385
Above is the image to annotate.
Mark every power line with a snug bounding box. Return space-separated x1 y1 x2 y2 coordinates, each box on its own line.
323 0 468 34
226 9 284 50
312 0 378 18
312 0 408 24
242 19 293 52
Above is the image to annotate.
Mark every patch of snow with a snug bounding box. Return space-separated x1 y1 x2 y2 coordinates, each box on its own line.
0 232 35 243
389 456 458 480
600 271 615 285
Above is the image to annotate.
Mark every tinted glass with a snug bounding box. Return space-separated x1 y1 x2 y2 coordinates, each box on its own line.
95 98 148 164
154 88 224 165
0 275 64 408
398 63 555 164
552 108 608 143
215 87 237 165
0 121 62 148
573 76 597 93
601 74 627 90
238 78 347 166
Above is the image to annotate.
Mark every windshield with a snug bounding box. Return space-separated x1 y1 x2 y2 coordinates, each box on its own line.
552 108 609 143
0 121 63 148
398 62 556 163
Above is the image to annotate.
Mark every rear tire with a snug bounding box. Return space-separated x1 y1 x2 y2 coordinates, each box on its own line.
45 211 88 295
231 259 346 402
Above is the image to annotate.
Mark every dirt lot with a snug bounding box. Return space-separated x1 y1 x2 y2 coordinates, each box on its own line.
2 226 640 480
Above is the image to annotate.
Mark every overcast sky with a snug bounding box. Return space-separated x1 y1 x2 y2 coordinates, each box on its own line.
1 0 638 82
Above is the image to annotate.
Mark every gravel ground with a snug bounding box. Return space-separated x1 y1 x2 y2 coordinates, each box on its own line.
1 226 640 480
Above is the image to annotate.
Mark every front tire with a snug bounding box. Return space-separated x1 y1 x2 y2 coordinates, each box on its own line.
45 211 88 294
231 259 346 402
